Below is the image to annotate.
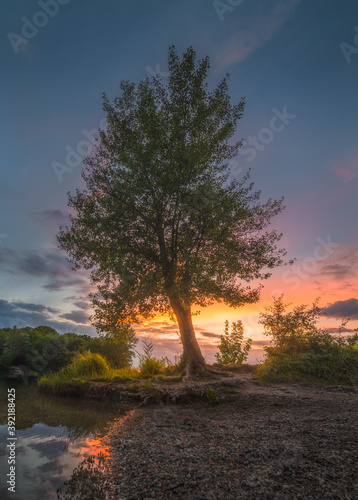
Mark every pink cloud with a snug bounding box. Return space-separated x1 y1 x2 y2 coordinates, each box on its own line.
213 0 302 70
332 156 358 182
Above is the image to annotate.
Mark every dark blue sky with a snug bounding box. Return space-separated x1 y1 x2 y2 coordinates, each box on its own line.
1 0 358 359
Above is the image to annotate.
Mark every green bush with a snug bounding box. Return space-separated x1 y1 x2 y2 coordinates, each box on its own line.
138 338 165 376
38 352 141 395
215 320 252 364
255 296 358 385
0 325 137 379
67 351 110 378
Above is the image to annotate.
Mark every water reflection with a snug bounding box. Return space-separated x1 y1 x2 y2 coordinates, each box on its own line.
0 381 128 499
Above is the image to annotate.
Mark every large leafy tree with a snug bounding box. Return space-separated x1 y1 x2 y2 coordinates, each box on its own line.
58 46 288 377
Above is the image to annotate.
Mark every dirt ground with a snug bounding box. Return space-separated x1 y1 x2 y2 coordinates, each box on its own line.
100 379 358 499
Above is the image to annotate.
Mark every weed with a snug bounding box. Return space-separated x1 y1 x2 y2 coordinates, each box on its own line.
205 387 219 405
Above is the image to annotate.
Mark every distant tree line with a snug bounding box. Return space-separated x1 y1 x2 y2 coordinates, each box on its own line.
0 325 137 377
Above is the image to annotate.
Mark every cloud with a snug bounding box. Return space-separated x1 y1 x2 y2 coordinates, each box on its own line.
319 264 351 279
0 299 56 325
298 246 358 284
213 0 302 69
74 301 91 309
0 298 96 335
31 209 68 225
331 153 358 183
199 330 221 339
12 301 59 314
323 298 358 320
60 310 90 324
326 327 356 334
0 247 91 292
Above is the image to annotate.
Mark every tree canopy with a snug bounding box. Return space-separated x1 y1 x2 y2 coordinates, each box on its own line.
58 46 288 376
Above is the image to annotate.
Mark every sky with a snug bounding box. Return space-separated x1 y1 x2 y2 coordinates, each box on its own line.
1 0 358 363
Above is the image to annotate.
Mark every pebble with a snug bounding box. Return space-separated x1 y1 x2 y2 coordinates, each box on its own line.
61 380 358 499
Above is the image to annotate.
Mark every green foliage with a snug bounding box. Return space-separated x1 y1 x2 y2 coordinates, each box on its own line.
38 353 140 396
205 387 219 405
215 320 252 364
138 338 165 376
256 296 358 385
96 324 138 369
57 45 288 375
0 325 137 378
38 351 109 395
66 351 110 378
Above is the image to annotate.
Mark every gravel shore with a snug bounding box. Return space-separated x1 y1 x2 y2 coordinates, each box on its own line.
101 380 358 499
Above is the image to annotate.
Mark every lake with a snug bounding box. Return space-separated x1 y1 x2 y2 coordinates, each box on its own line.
0 380 128 499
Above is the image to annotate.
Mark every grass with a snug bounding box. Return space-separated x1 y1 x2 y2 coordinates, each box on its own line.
38 351 140 396
38 350 183 396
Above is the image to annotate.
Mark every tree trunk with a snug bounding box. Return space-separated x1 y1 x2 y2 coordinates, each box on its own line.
169 296 206 378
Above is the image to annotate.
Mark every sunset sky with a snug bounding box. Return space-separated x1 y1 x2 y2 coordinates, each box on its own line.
1 0 358 363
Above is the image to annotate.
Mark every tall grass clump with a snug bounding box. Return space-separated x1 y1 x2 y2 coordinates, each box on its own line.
39 351 115 395
255 296 358 386
138 338 166 377
67 351 110 377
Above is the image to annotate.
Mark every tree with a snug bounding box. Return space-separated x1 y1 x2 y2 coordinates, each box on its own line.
216 320 252 364
58 46 288 377
96 324 138 368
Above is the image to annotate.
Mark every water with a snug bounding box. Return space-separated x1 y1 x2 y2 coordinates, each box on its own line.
0 380 128 499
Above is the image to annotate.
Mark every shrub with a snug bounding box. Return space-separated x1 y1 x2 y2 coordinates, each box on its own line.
215 320 252 364
67 351 110 378
138 338 165 376
256 296 358 385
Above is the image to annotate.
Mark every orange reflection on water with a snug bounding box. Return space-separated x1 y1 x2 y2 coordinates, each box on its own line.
76 436 110 460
